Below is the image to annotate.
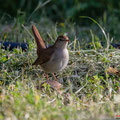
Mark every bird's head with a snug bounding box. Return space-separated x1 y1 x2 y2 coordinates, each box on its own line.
54 35 69 48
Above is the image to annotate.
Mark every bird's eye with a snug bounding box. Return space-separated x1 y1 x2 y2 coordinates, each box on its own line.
59 38 64 41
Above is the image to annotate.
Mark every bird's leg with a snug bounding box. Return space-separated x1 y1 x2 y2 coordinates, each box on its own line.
46 74 49 80
45 73 57 80
43 72 49 80
51 73 57 80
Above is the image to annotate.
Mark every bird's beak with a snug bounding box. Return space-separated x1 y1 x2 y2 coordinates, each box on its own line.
65 39 69 42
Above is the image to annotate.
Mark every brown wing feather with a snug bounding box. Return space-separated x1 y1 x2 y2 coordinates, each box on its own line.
33 46 54 65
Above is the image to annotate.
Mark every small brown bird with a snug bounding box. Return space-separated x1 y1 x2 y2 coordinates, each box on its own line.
32 25 69 81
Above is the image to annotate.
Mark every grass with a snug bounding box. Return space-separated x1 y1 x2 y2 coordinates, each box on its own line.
0 17 120 120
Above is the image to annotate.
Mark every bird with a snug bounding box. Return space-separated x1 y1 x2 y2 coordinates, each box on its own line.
32 25 69 82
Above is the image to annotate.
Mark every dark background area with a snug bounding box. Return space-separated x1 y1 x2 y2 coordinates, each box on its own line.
0 0 120 43
0 0 119 22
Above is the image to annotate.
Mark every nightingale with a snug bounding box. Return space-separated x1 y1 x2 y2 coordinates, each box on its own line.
32 25 69 82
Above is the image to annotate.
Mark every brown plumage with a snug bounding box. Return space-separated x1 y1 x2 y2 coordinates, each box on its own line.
32 24 69 75
32 25 69 72
32 45 54 65
32 25 46 55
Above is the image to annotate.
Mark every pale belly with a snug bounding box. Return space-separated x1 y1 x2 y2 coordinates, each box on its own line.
41 49 69 73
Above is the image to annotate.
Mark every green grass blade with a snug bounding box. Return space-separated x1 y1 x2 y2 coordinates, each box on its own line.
80 16 108 46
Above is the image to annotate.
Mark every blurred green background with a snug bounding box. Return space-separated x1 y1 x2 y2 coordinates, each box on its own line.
0 0 120 43
0 0 119 22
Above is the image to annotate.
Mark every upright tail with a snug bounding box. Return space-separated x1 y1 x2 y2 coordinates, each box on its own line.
32 25 46 55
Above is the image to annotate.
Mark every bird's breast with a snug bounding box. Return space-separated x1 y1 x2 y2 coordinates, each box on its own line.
41 48 69 73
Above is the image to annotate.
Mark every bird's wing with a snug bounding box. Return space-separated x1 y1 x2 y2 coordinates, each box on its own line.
33 46 54 65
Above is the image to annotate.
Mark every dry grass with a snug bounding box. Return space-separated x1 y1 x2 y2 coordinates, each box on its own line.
0 19 120 120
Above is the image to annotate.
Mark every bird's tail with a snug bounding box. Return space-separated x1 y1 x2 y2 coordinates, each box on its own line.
32 25 46 55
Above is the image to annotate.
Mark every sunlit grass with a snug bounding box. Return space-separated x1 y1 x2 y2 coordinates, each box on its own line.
0 18 120 120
